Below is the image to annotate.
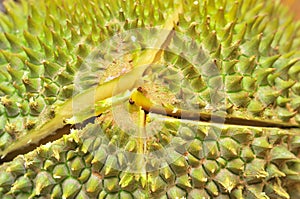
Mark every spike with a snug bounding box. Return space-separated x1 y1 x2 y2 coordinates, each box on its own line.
22 46 41 64
34 171 55 196
62 178 81 199
4 32 22 52
23 30 40 50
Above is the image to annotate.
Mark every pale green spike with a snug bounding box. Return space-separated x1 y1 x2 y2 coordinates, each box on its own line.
225 75 243 92
0 171 14 188
119 172 135 189
226 158 244 174
175 174 192 189
270 146 297 161
51 30 64 47
167 186 186 199
148 174 167 193
260 54 281 69
244 159 268 183
55 47 70 65
62 178 82 199
29 96 45 115
6 64 23 82
245 184 269 199
167 153 188 175
258 86 280 106
85 172 102 195
53 164 69 180
228 91 250 107
27 15 41 34
78 168 91 184
215 169 238 193
23 30 40 50
103 155 119 177
159 165 175 184
0 133 13 150
5 158 25 175
103 177 120 193
75 190 89 199
33 171 56 196
277 107 297 121
206 180 219 197
0 82 14 95
25 61 43 78
203 160 219 176
1 95 19 117
203 140 219 159
69 156 85 176
4 32 22 52
22 77 41 93
22 46 41 64
204 30 219 51
266 163 286 180
190 167 208 188
230 186 244 199
252 136 272 157
265 182 290 199
11 176 32 193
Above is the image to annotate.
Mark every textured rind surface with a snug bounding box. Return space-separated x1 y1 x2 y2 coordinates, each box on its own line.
0 0 300 154
0 0 300 198
0 111 299 198
0 0 175 153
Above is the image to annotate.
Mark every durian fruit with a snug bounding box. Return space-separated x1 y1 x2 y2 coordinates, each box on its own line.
0 0 299 157
140 0 300 127
0 0 179 156
0 107 299 198
0 0 299 198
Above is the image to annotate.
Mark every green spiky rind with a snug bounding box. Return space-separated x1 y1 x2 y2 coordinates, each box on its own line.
0 0 176 153
0 0 299 155
0 0 299 154
147 113 300 197
0 0 299 198
143 0 300 127
0 112 299 198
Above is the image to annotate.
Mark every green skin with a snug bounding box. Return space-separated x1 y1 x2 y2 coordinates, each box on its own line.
0 0 299 198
